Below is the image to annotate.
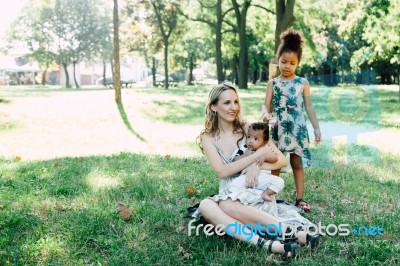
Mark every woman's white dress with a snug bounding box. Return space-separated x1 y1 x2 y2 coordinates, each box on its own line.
191 136 313 228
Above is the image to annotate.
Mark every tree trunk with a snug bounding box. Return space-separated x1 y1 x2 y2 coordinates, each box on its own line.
274 0 295 53
113 0 121 103
73 61 79 89
62 62 71 88
110 57 114 80
42 67 48 85
152 57 156 87
232 0 251 89
163 39 169 90
188 55 194 85
398 64 400 102
215 0 224 82
102 60 106 86
270 0 295 80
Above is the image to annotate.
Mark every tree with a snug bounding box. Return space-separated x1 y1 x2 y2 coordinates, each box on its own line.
351 0 400 99
231 0 252 89
150 0 180 89
121 0 163 86
7 2 56 85
181 0 228 83
113 0 122 103
54 0 107 88
269 0 295 79
274 0 295 52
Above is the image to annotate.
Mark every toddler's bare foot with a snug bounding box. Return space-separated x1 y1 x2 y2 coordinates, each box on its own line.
261 191 272 202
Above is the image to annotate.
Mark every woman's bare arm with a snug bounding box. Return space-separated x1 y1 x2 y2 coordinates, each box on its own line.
201 133 263 179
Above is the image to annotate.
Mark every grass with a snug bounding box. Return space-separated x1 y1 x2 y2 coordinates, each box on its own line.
0 83 399 264
0 147 399 265
139 83 399 129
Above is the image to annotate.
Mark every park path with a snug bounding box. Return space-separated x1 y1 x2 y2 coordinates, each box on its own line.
0 87 399 161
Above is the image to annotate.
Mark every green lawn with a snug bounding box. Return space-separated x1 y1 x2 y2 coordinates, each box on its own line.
0 84 399 265
142 83 399 129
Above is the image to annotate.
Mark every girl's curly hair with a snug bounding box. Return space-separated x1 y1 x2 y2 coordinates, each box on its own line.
276 28 304 62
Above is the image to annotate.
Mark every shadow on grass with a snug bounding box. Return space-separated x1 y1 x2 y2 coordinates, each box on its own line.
0 153 216 265
0 148 399 265
116 103 146 142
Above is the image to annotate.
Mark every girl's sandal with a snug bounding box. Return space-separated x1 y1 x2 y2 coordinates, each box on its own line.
257 238 297 257
295 198 312 212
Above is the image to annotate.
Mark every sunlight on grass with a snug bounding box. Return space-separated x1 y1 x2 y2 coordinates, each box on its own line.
26 236 67 262
0 85 399 264
142 99 205 124
0 153 399 264
381 113 400 128
86 170 122 191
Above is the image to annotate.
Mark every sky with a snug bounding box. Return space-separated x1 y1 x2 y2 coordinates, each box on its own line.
0 0 25 47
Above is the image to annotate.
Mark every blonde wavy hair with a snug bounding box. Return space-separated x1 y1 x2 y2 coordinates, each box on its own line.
197 82 246 153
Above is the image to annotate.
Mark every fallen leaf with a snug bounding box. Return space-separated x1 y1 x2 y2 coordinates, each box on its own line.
190 197 196 203
326 171 333 177
186 186 196 197
117 202 133 221
15 156 21 162
165 155 171 159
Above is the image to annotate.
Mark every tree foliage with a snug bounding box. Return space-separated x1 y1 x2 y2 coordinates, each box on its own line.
7 0 112 88
4 0 399 90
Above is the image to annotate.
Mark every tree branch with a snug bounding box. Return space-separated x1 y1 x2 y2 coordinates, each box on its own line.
198 0 216 9
251 4 275 14
222 7 234 19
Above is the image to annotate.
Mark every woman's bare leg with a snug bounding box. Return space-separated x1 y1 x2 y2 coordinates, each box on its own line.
198 199 294 255
218 199 287 233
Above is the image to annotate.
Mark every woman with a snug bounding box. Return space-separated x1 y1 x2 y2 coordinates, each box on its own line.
195 83 318 256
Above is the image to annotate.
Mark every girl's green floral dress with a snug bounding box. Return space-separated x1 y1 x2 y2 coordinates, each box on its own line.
271 76 311 165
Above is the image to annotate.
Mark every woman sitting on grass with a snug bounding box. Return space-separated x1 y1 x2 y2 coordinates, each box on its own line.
194 83 319 257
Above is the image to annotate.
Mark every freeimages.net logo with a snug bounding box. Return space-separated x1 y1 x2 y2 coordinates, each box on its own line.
188 220 384 240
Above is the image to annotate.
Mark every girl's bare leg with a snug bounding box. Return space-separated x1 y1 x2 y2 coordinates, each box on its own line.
198 199 294 255
290 154 305 200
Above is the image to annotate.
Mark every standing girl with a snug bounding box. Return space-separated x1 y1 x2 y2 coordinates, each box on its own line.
263 29 321 212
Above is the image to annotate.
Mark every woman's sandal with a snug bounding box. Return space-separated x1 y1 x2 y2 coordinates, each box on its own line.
257 238 297 257
295 198 312 212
